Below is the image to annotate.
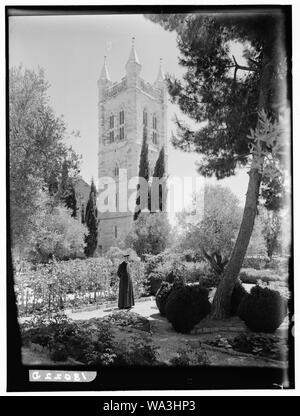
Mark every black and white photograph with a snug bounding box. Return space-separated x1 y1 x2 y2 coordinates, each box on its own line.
5 5 294 392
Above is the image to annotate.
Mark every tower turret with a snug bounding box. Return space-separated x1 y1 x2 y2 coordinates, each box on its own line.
98 56 112 101
154 58 165 85
154 58 167 104
125 37 142 81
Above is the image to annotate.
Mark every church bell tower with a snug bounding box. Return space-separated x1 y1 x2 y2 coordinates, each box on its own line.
97 38 168 252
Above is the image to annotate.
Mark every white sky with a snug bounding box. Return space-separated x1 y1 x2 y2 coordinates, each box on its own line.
9 13 249 210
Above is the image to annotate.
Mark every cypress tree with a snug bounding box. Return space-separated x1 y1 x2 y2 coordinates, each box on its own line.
84 179 98 257
151 146 167 212
57 160 77 217
134 126 150 220
64 181 77 218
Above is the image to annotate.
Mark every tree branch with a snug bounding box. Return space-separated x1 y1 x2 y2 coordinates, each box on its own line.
232 55 258 72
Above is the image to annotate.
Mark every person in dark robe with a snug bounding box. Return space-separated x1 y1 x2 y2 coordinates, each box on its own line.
117 253 135 309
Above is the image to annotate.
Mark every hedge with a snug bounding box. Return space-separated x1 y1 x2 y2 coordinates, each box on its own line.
239 268 287 285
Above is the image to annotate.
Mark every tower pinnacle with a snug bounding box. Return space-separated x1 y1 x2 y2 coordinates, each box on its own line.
100 56 111 82
155 58 165 84
125 37 141 76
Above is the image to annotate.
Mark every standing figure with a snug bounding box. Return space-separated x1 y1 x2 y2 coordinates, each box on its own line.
117 253 135 309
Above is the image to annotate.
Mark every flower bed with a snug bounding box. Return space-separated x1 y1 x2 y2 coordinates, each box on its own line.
21 312 158 366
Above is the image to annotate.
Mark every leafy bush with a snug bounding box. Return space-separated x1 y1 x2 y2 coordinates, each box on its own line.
105 247 140 265
242 256 270 270
31 204 88 262
21 313 117 365
231 333 287 361
180 249 203 263
125 212 171 258
146 255 186 295
230 280 248 316
267 256 289 273
113 334 159 366
239 268 287 285
101 311 150 332
238 285 288 333
165 284 211 334
170 343 210 366
184 261 214 284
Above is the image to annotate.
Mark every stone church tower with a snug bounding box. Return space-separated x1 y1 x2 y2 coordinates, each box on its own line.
97 39 168 253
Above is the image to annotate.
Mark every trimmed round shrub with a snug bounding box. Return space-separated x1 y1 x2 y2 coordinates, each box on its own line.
149 275 163 296
230 280 248 316
238 285 288 333
165 284 211 334
155 282 173 316
155 280 185 316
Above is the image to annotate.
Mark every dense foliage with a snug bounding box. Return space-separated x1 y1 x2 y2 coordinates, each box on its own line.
126 212 171 259
176 185 242 262
144 250 216 295
176 185 243 276
165 284 211 333
260 208 283 258
238 285 288 333
30 201 87 262
9 66 80 250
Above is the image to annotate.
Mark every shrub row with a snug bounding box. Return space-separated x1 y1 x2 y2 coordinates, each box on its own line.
14 256 146 316
239 268 287 285
156 278 288 334
242 256 270 270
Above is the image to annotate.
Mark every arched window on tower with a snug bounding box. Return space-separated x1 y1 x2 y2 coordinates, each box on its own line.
152 114 158 145
109 114 115 143
119 109 125 140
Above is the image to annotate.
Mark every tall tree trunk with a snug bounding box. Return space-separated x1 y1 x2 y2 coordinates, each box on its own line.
211 47 273 319
211 166 261 318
